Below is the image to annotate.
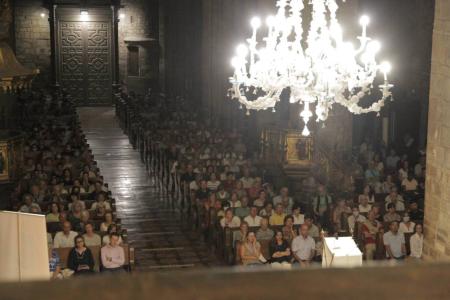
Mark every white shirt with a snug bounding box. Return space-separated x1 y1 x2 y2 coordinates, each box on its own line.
399 221 416 234
383 231 405 258
53 231 78 248
293 214 305 225
220 216 241 228
384 200 405 212
358 204 372 213
273 196 294 208
244 215 262 227
207 180 221 191
83 233 102 247
292 235 315 261
240 177 255 189
347 214 366 232
409 233 423 258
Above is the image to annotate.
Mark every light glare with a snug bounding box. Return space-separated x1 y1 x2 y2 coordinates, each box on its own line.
251 17 261 29
359 15 370 26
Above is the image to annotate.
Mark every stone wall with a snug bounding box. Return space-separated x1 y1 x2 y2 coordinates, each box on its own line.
118 0 159 94
423 0 450 261
14 0 51 85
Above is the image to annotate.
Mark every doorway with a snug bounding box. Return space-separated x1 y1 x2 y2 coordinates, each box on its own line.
54 7 116 106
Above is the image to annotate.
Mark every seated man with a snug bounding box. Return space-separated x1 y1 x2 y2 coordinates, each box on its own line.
256 218 274 241
383 221 406 260
383 203 402 223
220 208 241 228
304 215 320 238
53 221 78 248
291 224 315 267
244 206 262 227
272 187 293 208
19 194 41 213
269 204 286 226
384 187 405 212
408 202 424 222
347 206 366 233
101 233 125 273
234 196 250 218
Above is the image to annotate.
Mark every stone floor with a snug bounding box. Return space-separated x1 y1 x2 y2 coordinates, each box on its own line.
78 107 220 271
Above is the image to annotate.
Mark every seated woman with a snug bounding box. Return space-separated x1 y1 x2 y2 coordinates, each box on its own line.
282 215 297 243
67 235 95 276
71 179 86 194
81 171 94 193
90 192 111 211
253 190 267 209
233 180 247 199
359 185 375 204
399 214 415 234
93 205 107 220
62 168 74 187
240 231 264 266
292 205 305 225
270 230 292 266
409 223 423 259
68 193 86 212
100 212 114 232
259 202 273 217
46 202 60 223
233 221 249 248
207 173 221 191
102 224 123 246
216 185 230 203
228 192 241 208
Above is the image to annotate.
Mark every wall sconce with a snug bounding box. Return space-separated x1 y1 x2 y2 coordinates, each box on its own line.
80 9 89 22
40 13 46 18
119 13 125 20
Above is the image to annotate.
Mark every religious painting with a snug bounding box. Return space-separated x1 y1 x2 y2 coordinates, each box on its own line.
285 133 313 163
0 142 9 181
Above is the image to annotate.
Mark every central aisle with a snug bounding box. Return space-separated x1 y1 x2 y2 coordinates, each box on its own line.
78 107 220 271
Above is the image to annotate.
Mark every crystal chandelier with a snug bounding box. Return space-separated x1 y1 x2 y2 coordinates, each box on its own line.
229 0 394 136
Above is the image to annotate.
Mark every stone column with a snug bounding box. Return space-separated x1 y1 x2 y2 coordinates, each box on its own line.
423 0 450 261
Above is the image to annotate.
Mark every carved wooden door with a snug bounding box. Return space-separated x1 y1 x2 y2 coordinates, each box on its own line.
56 8 113 106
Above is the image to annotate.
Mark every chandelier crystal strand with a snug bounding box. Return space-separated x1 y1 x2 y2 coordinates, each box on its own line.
229 0 394 136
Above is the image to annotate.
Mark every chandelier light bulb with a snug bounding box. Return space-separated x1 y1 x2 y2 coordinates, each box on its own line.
251 17 261 29
231 57 240 69
367 41 381 53
302 126 311 137
236 44 248 57
359 15 370 26
266 15 276 27
380 61 392 73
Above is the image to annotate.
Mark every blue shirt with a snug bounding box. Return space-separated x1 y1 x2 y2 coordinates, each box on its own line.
49 250 61 272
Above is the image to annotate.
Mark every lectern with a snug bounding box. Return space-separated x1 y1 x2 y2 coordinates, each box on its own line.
0 211 49 281
322 237 363 268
